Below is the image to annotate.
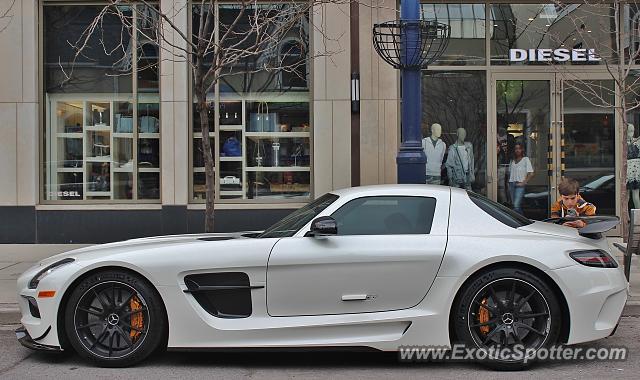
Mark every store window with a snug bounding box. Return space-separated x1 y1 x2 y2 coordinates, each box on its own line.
421 71 487 195
421 3 486 66
490 3 617 65
190 3 311 202
43 3 160 202
562 80 616 216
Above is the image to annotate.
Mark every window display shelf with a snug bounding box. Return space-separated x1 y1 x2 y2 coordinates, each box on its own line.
245 132 310 138
138 167 160 173
86 191 111 197
193 167 215 173
57 167 83 173
191 99 311 202
220 190 244 196
57 133 83 138
47 96 162 202
86 157 111 162
139 133 160 139
245 167 310 172
113 133 134 138
85 125 111 131
194 132 216 138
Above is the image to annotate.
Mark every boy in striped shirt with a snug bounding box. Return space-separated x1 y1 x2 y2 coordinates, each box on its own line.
550 177 596 228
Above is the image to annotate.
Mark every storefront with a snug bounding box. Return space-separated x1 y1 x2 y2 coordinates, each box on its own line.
0 0 371 243
0 1 634 242
419 1 630 228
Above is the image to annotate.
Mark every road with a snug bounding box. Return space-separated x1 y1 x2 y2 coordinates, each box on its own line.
0 317 639 380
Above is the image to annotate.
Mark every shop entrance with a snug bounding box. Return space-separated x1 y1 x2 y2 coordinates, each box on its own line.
491 73 617 221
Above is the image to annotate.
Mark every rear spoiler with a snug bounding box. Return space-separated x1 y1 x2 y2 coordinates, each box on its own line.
544 216 619 238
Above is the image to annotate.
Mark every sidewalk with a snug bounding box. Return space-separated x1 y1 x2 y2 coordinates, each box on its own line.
0 242 639 324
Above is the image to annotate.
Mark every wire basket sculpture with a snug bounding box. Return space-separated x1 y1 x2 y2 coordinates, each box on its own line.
373 20 450 69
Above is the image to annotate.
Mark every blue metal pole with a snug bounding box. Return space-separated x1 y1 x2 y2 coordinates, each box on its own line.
397 0 426 184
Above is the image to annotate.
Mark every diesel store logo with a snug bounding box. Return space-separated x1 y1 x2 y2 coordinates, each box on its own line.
49 191 81 198
509 48 601 63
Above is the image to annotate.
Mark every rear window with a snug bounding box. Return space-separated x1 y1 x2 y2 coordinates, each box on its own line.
467 191 533 228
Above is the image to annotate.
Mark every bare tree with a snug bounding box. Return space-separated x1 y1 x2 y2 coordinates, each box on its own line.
63 0 348 232
0 0 16 33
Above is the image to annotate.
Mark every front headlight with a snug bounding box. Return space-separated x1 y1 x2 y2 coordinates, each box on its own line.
28 258 75 289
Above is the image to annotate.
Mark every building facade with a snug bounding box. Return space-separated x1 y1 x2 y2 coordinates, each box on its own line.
0 0 633 242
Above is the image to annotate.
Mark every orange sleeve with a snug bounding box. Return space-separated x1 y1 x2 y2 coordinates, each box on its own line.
583 202 596 216
550 200 562 217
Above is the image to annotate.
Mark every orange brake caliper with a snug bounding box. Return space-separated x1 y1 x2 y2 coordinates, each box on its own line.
478 298 491 334
129 295 144 342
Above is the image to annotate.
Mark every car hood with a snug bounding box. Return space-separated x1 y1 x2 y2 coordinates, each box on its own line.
518 221 581 239
37 232 260 266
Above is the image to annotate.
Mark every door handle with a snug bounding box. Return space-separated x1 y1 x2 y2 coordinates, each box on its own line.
342 294 367 301
341 294 376 301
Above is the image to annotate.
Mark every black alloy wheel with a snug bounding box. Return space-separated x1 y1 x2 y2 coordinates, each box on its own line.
453 268 562 370
65 270 166 367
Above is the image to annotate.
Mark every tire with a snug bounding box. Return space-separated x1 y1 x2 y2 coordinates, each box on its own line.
64 269 167 367
452 267 562 370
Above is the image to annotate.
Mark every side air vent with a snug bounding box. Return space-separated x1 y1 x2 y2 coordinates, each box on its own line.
184 272 259 318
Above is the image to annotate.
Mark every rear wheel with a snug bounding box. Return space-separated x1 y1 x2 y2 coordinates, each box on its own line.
452 268 562 370
64 270 166 367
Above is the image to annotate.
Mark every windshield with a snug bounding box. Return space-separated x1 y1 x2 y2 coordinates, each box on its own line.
582 174 614 190
258 193 339 238
467 191 533 228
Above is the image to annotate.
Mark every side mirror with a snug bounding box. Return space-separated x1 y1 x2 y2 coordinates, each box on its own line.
306 216 337 237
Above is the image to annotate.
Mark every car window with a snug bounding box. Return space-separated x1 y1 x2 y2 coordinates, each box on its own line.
330 196 437 235
258 193 339 238
467 191 532 228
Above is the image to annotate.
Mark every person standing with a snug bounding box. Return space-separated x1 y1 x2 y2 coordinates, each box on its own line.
508 142 534 215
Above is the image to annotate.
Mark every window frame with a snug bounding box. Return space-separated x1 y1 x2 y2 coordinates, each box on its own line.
39 1 162 205
188 1 314 204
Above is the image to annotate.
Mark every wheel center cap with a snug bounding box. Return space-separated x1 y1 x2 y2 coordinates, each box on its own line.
107 313 120 326
501 312 515 325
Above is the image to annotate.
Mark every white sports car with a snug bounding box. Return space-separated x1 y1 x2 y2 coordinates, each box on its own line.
15 185 628 369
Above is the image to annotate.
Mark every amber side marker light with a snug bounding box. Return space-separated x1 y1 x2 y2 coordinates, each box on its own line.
37 290 56 298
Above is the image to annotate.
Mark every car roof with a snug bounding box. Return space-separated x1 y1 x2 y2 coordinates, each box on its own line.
327 184 458 199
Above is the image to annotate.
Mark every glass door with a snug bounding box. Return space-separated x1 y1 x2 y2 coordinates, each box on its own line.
491 73 618 222
492 75 553 220
560 79 617 217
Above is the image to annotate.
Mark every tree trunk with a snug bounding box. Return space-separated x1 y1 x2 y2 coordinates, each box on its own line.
621 99 629 241
195 84 215 232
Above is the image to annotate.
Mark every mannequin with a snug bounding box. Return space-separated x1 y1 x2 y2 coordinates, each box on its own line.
496 127 513 204
627 123 640 208
446 127 475 190
422 123 446 185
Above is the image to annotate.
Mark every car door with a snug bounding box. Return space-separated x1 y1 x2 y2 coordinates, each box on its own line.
266 193 449 317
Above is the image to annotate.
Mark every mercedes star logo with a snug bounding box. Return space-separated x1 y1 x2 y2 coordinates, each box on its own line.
501 313 514 325
107 313 120 326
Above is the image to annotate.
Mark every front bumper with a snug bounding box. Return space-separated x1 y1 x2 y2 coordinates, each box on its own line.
15 325 62 352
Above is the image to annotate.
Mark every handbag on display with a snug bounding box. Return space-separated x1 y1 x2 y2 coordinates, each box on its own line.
222 137 242 157
139 116 159 133
115 114 133 133
248 102 278 132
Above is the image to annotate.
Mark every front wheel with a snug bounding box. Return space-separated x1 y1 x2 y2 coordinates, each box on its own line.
452 268 562 370
64 270 167 367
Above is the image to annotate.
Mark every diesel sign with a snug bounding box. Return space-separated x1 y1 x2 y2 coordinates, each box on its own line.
509 48 601 63
48 191 81 198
